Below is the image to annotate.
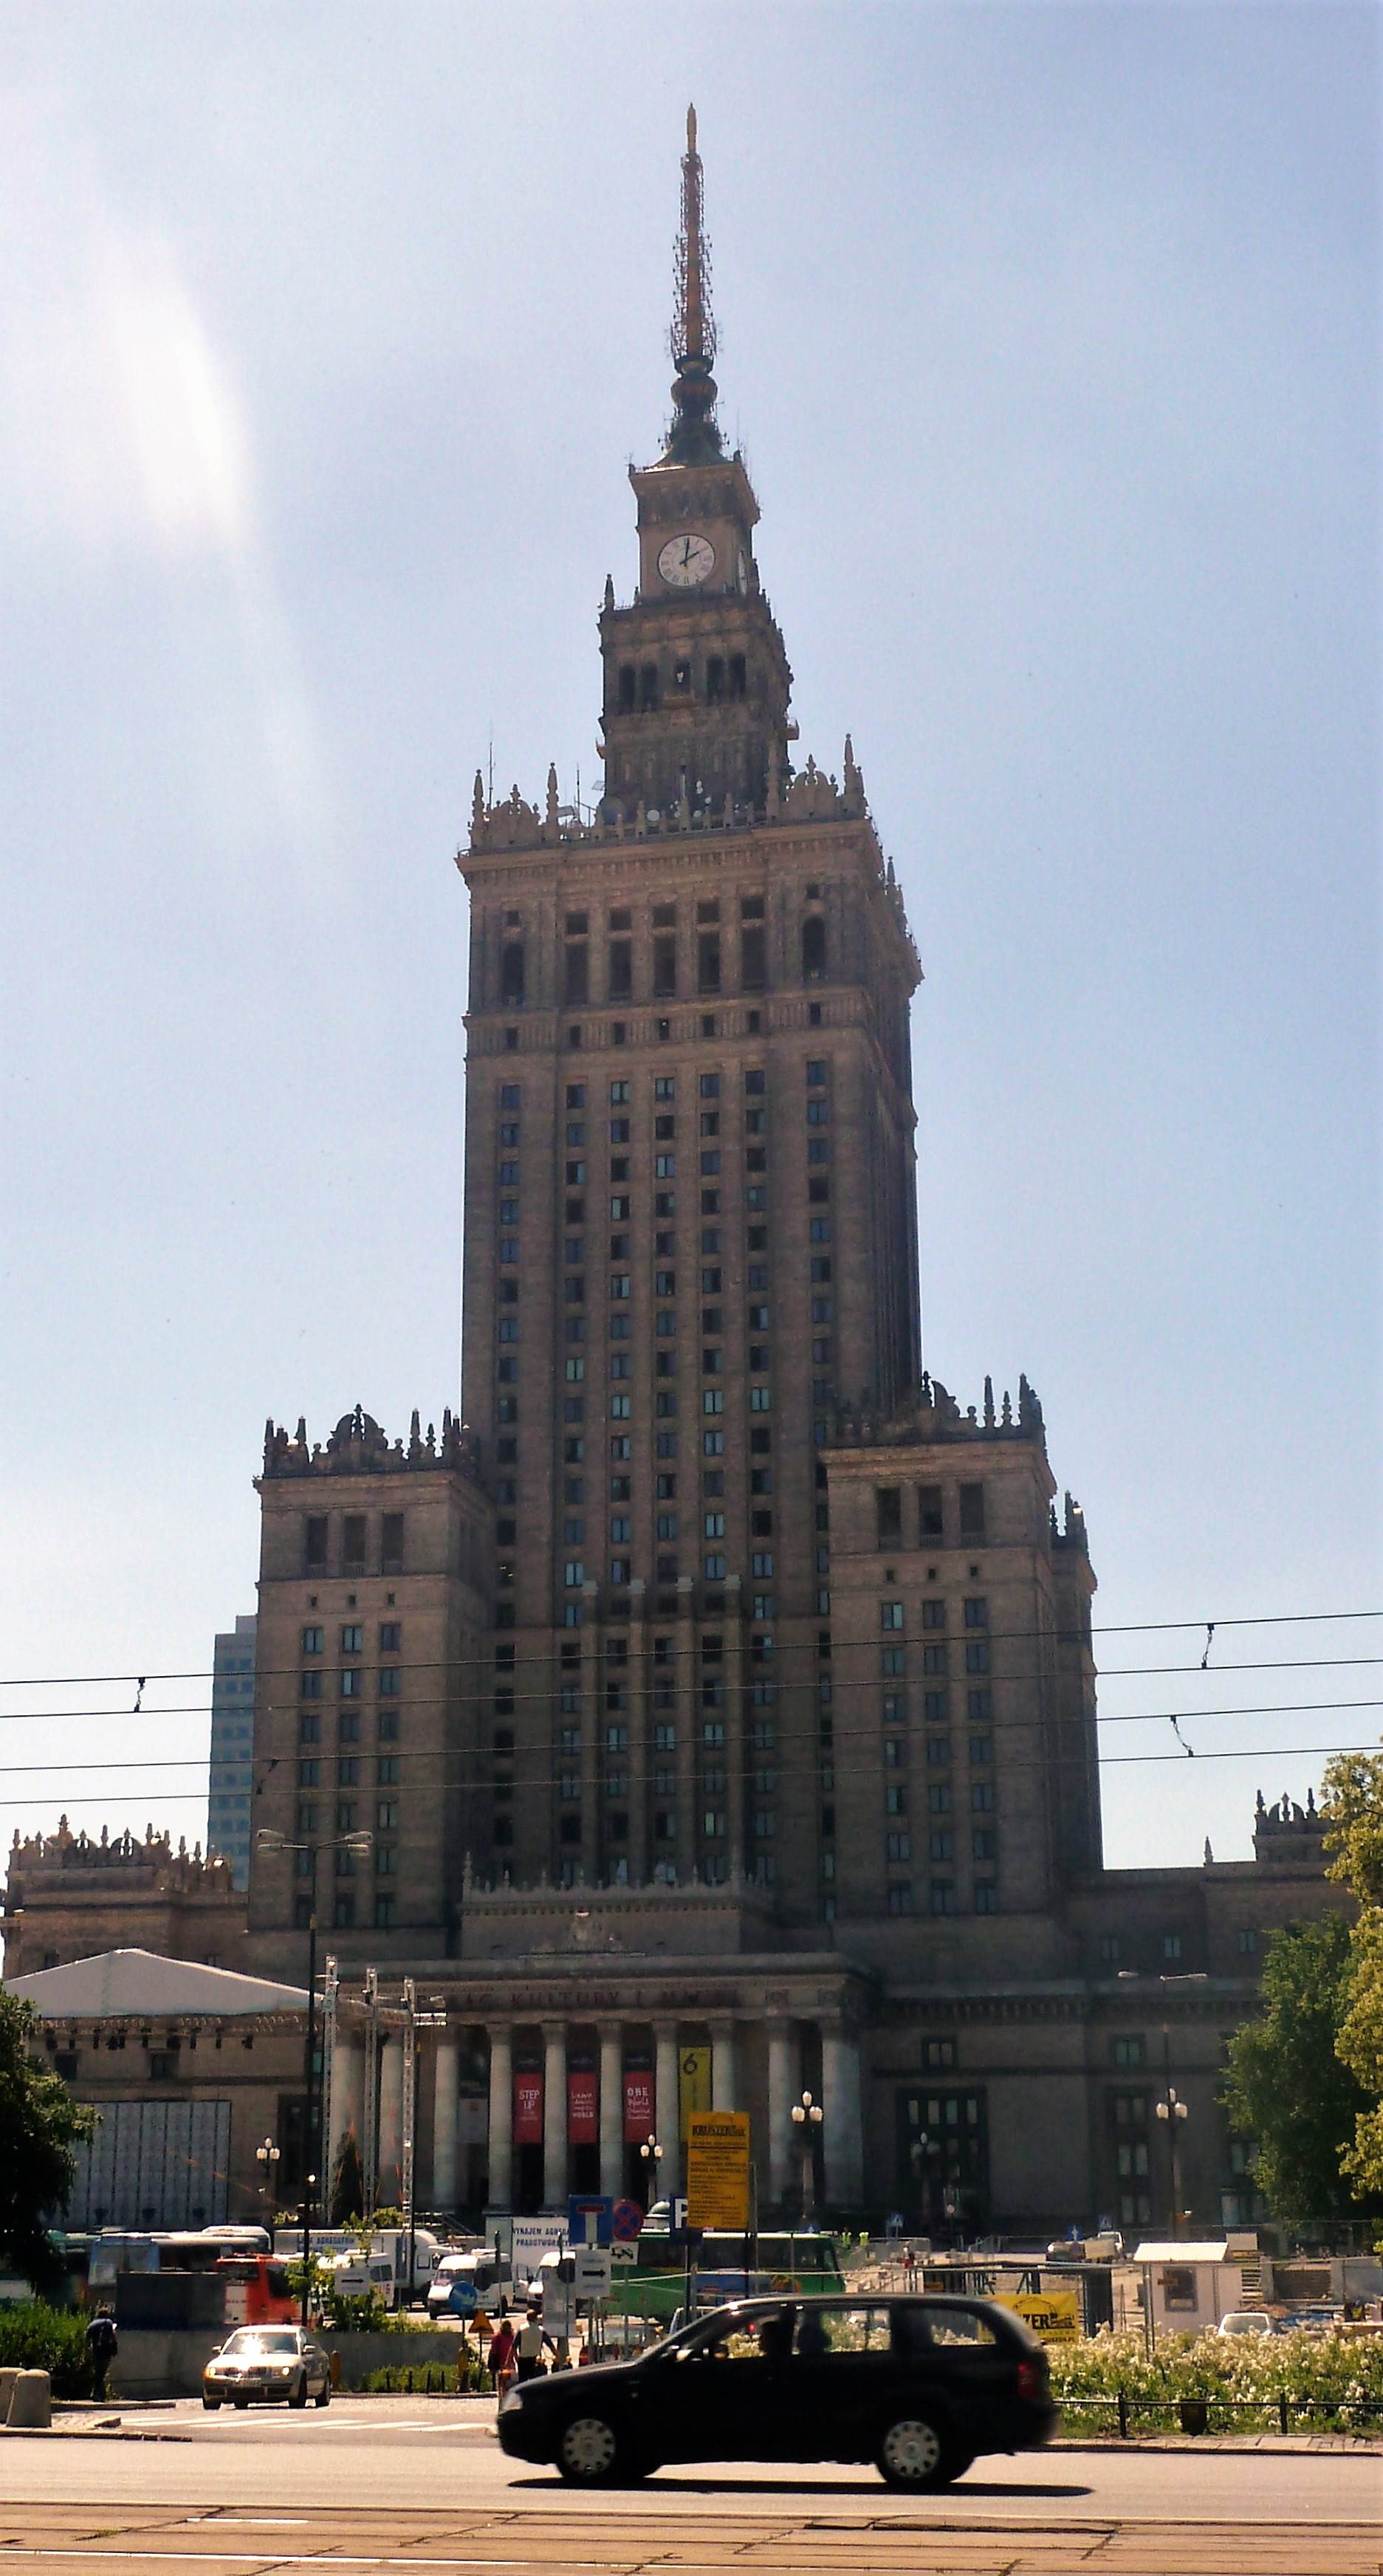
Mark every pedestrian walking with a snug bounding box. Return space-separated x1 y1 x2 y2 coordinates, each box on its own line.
86 2307 117 2400
513 2299 552 2383
487 2315 516 2397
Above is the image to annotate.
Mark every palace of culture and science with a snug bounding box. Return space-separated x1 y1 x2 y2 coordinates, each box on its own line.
5 117 1339 2239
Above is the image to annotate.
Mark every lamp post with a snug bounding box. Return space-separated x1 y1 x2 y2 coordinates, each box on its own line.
1156 2085 1190 2239
639 2131 663 2211
256 1827 371 2323
255 2136 281 2250
790 2089 823 2229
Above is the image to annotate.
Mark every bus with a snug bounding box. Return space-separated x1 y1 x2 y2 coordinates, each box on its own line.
614 2230 846 2326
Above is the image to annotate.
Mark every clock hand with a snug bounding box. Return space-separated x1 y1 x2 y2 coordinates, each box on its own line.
682 537 692 567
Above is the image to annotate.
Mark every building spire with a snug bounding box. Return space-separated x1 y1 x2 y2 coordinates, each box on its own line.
665 103 722 464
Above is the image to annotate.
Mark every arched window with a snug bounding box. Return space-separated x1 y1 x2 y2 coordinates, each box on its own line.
500 943 526 1006
801 915 827 982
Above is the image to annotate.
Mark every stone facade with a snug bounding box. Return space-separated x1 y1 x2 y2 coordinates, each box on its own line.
1 122 1353 2244
3 1824 245 1981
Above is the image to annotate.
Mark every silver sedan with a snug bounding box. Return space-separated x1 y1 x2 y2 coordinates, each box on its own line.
202 2326 332 2409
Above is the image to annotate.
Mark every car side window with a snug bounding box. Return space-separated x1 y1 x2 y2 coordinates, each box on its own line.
793 2304 890 2356
924 2304 999 2346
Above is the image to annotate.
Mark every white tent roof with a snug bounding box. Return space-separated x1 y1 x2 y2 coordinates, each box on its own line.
1132 2241 1232 2264
5 1947 307 2019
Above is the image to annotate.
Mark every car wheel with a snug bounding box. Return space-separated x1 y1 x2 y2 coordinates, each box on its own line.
875 2413 957 2491
555 2412 626 2486
289 2374 309 2410
202 2396 221 2411
314 2381 330 2408
233 2396 250 2411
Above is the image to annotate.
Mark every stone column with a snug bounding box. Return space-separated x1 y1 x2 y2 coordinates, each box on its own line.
543 2022 568 2211
598 2022 623 2200
627 1581 648 1887
487 2024 512 2212
431 2036 459 2212
378 2036 405 2207
654 2019 681 2199
710 2015 738 2111
821 2022 864 2212
723 1577 746 1880
766 2019 797 2212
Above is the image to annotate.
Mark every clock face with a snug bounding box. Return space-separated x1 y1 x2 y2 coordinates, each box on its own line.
658 532 716 588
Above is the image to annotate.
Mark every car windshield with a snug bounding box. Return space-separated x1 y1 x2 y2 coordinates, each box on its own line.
222 2330 298 2355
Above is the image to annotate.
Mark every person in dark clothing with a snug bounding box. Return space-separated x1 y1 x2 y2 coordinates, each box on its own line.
758 2305 796 2366
86 2308 117 2400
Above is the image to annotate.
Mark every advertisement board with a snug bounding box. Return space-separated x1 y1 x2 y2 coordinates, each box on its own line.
686 2111 751 2231
994 2290 1080 2345
623 2068 655 2143
679 2047 712 2137
567 2070 597 2144
513 2072 543 2144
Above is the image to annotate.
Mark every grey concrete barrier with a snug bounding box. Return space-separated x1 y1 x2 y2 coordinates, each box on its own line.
7 2372 52 2430
0 2368 18 2424
111 2329 472 2400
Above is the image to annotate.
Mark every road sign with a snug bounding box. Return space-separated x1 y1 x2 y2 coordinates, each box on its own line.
568 2194 614 2247
995 2290 1080 2345
610 2240 638 2267
572 2246 612 2300
686 2111 751 2231
611 2197 644 2242
671 2196 688 2231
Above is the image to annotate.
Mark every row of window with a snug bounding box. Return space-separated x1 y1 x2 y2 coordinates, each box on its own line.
876 1484 986 1545
499 918 830 1008
303 1513 405 1573
297 1754 399 1787
302 1622 402 1655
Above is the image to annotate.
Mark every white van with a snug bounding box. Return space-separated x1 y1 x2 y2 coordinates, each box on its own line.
323 2248 397 2308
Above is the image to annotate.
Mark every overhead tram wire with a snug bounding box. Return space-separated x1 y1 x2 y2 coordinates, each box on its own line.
0 1682 1379 1734
0 1606 1378 1694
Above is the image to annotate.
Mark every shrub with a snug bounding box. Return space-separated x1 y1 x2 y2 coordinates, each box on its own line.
1049 2326 1383 2434
0 2301 95 2397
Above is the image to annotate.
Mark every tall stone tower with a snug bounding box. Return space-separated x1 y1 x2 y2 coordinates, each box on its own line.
459 111 922 1923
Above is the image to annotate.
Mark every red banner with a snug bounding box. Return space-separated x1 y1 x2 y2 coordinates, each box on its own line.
567 2070 597 2144
513 2071 543 2143
623 2068 654 2143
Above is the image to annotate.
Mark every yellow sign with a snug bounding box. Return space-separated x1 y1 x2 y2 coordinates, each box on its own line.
678 2046 712 2137
995 2291 1080 2345
685 2110 751 2231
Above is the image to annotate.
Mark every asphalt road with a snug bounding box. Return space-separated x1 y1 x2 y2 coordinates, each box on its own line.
0 2400 1379 2574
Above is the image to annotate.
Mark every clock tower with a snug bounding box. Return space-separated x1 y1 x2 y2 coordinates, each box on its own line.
599 109 792 824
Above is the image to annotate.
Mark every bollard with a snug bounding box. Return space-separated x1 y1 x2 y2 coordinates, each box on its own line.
0 2369 18 2425
7 2372 52 2430
1117 2388 1129 2439
1278 2391 1288 2435
329 2350 341 2390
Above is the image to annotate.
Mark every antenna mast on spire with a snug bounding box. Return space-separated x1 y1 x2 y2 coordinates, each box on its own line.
665 103 722 463
673 104 715 368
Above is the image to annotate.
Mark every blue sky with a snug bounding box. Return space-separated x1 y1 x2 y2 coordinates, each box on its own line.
0 2 1376 1876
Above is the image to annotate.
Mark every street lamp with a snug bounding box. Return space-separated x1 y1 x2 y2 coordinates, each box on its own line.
790 2089 823 2228
256 1826 372 2322
1155 2085 1190 2239
255 2135 281 2250
640 2132 663 2211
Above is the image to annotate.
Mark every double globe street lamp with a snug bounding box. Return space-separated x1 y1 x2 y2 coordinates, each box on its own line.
1156 2082 1190 2239
255 1826 372 2321
255 2135 281 2250
790 2089 823 2228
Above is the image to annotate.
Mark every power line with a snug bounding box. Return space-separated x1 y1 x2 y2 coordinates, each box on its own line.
0 1606 1377 1692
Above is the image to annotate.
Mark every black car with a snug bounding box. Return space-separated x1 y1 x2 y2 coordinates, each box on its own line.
497 2292 1057 2489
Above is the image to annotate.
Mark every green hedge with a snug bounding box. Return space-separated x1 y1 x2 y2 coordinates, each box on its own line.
0 2303 95 2397
357 2359 493 2394
1049 2327 1383 2434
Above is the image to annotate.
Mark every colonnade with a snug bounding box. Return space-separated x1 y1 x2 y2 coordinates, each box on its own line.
328 2011 863 2216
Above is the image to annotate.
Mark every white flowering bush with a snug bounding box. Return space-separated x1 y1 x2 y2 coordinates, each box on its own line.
1048 2326 1383 2433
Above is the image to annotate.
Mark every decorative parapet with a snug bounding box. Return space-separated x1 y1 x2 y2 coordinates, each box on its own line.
1253 1787 1327 1872
261 1404 481 1482
6 1818 236 1900
828 1370 1049 1454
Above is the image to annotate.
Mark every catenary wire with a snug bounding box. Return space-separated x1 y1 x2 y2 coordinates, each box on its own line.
0 1607 1378 1692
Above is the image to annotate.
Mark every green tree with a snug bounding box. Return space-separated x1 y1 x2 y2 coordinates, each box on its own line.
1222 1913 1375 2225
329 2128 364 2224
0 1990 95 2286
1322 1748 1383 2203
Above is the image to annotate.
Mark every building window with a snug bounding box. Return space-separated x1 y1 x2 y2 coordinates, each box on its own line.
880 1601 904 1630
1112 2036 1146 2066
974 1881 998 1914
1100 1934 1120 1965
958 1483 985 1538
1237 1928 1257 1955
305 1516 329 1569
